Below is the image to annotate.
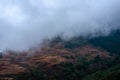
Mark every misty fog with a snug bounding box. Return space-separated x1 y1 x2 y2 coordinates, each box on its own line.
0 0 120 51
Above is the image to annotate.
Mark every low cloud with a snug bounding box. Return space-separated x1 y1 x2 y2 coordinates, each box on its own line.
0 0 120 51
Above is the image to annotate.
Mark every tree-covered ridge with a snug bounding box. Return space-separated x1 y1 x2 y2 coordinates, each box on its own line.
89 30 120 54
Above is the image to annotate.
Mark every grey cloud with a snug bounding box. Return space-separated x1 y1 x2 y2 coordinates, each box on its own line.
0 0 120 51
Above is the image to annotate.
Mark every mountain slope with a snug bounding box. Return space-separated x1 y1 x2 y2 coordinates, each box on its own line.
0 30 120 80
82 65 120 80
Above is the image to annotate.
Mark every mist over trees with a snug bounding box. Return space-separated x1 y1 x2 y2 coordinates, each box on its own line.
0 0 120 51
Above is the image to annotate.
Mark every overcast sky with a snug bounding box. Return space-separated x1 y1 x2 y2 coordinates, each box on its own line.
0 0 120 51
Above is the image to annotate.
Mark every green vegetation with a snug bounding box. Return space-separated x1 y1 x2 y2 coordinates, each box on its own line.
15 64 46 80
82 65 120 80
0 52 3 59
64 39 85 49
15 56 120 80
82 30 120 80
89 30 120 54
